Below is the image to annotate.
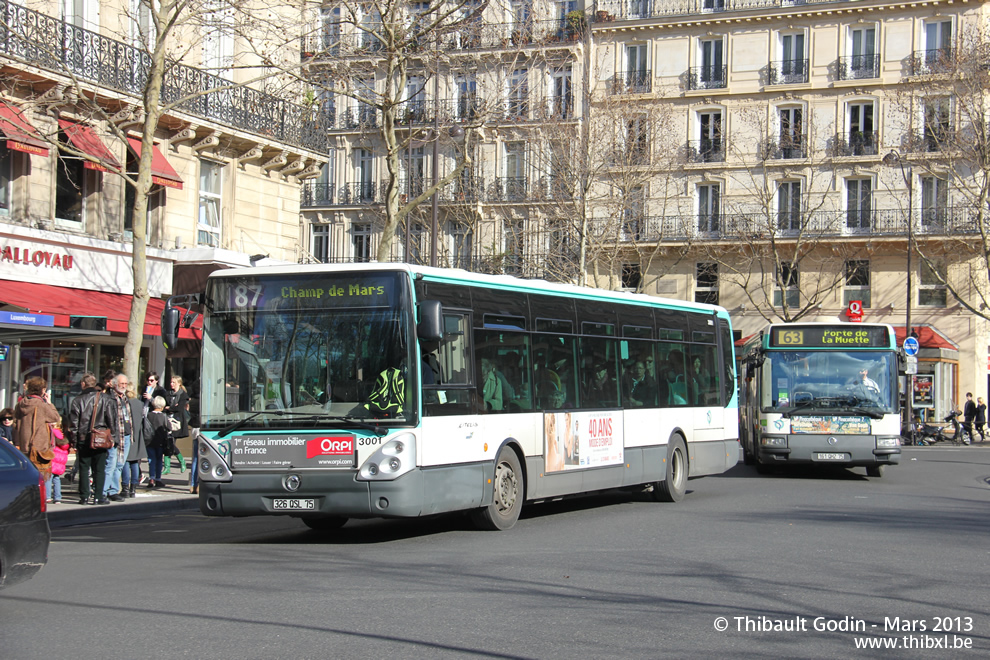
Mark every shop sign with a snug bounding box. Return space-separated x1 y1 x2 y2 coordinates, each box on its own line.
0 310 54 326
846 300 863 322
1 243 74 270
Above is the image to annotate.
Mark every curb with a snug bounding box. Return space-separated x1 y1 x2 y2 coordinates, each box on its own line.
47 493 200 528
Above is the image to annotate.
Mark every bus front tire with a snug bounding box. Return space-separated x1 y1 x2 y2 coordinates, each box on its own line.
866 465 886 478
471 446 524 531
301 516 348 531
652 437 687 503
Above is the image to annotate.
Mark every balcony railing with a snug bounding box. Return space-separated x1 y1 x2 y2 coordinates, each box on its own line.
301 182 334 206
687 139 726 163
830 131 879 157
837 54 880 80
303 176 578 207
911 48 955 76
763 137 807 159
591 1 850 24
0 0 326 152
612 70 652 94
688 65 727 90
903 129 954 153
768 59 809 85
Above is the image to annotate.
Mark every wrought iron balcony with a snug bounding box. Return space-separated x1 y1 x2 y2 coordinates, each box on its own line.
609 145 652 167
911 48 955 76
687 65 727 90
334 181 386 205
687 139 726 163
830 131 879 157
499 99 531 123
301 182 334 207
335 107 380 130
0 0 326 152
490 177 529 202
762 136 807 159
837 54 880 80
768 59 809 85
903 129 954 154
592 0 835 23
612 70 653 94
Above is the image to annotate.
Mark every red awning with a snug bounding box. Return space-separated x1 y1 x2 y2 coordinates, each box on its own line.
894 326 957 350
126 137 183 189
0 281 200 339
58 119 121 172
0 102 50 156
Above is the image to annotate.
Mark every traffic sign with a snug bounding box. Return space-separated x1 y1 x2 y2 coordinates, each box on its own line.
903 336 920 356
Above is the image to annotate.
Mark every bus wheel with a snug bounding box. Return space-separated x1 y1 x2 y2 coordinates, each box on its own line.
471 446 524 530
652 437 687 503
302 516 348 531
866 465 886 478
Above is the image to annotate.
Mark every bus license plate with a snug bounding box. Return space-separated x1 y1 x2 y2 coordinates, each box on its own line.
816 453 848 461
273 498 315 510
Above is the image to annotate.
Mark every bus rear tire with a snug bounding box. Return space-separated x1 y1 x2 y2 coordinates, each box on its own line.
471 446 524 530
651 437 687 503
866 465 886 478
302 516 348 531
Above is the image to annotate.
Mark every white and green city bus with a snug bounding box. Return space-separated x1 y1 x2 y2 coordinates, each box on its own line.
738 323 901 477
162 264 739 530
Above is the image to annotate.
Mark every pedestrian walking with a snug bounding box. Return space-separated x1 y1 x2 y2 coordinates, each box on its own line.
102 373 133 501
123 386 151 498
962 392 976 445
12 377 65 502
163 375 188 475
975 396 986 443
68 372 117 505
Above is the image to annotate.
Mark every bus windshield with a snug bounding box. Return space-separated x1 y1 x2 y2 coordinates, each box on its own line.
761 350 897 415
200 272 414 429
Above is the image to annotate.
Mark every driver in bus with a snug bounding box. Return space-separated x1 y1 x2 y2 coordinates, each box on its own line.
848 367 881 402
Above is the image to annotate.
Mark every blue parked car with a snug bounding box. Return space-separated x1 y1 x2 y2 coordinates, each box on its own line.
0 438 50 589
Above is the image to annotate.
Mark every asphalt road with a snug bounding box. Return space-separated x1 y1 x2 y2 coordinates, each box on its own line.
2 446 988 659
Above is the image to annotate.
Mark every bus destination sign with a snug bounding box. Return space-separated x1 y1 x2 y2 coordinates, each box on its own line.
769 326 891 348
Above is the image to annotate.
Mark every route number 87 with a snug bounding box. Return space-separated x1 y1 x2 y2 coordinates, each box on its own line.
231 284 263 309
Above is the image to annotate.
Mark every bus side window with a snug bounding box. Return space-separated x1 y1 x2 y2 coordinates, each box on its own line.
439 313 470 385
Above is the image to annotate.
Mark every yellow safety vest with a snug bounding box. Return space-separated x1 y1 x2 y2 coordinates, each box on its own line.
367 367 405 417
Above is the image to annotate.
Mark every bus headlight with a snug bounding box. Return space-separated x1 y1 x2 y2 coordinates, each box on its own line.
876 436 900 448
196 435 233 483
761 435 787 447
358 433 416 481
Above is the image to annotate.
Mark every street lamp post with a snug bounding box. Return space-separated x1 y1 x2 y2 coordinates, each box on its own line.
429 123 465 267
883 149 913 443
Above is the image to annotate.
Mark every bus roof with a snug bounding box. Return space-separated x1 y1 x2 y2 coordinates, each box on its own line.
206 262 730 318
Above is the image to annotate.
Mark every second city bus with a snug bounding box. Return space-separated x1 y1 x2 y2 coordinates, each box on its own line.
163 263 740 530
738 322 901 477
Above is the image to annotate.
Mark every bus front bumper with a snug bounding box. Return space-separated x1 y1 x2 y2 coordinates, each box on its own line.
759 435 901 467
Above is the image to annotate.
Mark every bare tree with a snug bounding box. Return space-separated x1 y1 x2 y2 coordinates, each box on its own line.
885 27 990 319
1 0 323 387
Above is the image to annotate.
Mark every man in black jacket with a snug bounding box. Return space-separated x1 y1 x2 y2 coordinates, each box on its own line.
68 372 119 505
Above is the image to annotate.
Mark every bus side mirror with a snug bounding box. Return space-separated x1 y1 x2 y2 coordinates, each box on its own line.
417 300 443 342
161 307 181 350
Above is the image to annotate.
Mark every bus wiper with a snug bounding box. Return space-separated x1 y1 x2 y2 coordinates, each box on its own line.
289 414 388 436
216 410 286 438
782 396 856 417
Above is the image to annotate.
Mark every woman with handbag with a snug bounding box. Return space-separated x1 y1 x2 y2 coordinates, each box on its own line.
163 375 188 475
13 377 66 502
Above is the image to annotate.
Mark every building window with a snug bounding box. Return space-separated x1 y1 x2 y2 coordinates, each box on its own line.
622 186 645 240
0 142 11 213
311 224 330 263
456 74 478 121
698 38 725 88
407 221 427 264
777 180 802 231
919 260 947 307
197 159 222 247
623 44 650 93
502 141 526 200
922 97 951 152
451 221 473 269
507 68 529 120
778 106 804 158
504 218 524 274
696 262 719 304
626 115 649 164
202 6 234 71
695 110 723 162
845 178 873 231
402 146 425 199
353 222 372 262
551 67 572 119
774 32 806 84
622 263 642 290
846 101 876 156
55 135 86 226
773 262 799 308
844 260 871 307
844 25 877 79
357 149 374 200
921 176 948 230
924 20 953 59
698 183 720 234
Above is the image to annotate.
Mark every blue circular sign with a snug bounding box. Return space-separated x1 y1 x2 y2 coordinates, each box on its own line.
903 336 920 356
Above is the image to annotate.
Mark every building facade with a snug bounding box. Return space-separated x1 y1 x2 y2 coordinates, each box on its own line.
298 0 989 420
0 0 327 409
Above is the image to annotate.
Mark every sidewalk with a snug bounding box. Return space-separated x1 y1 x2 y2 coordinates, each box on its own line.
48 455 199 528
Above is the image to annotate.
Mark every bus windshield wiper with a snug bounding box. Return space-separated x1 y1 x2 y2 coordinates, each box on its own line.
286 414 388 436
782 396 856 417
216 410 286 438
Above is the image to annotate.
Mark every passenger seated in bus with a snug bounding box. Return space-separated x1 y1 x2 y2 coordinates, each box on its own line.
582 363 617 408
622 359 657 407
421 340 442 385
537 379 568 409
480 358 503 411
